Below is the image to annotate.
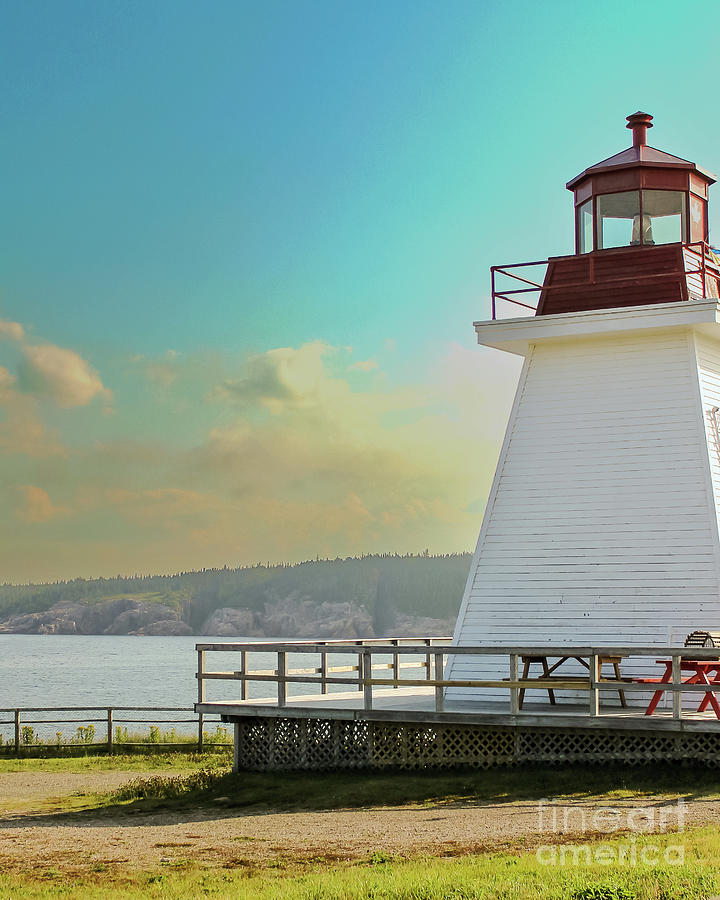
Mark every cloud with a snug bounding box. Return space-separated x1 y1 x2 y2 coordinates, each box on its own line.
18 343 112 409
0 337 522 581
134 349 182 387
0 319 24 342
213 341 333 412
349 357 378 372
0 365 17 395
173 339 520 560
15 485 69 524
0 365 66 457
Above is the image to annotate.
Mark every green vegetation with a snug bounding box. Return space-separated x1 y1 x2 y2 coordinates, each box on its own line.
100 761 720 812
0 751 230 774
0 724 232 757
0 551 470 630
10 759 718 813
2 829 720 899
5 759 720 897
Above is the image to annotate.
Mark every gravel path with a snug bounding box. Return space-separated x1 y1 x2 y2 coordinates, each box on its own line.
1 769 719 875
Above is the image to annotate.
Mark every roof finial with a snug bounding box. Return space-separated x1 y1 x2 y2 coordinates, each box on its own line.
626 111 653 148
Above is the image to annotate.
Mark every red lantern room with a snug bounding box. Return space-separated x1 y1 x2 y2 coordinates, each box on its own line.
568 112 714 254
490 113 720 318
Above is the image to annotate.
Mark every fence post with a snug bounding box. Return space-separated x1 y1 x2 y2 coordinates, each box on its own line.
277 651 287 708
392 639 399 689
672 653 682 720
107 708 114 753
434 652 444 712
509 653 520 715
424 639 432 681
363 650 373 711
14 709 20 752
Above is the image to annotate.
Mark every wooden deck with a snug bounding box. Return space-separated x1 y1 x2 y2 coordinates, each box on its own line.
198 685 720 734
196 641 720 768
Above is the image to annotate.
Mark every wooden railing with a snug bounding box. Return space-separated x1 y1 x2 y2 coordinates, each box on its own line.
196 641 720 723
0 706 230 753
197 637 448 706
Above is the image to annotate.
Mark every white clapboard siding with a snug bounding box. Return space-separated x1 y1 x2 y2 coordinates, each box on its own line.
447 324 720 704
695 333 720 537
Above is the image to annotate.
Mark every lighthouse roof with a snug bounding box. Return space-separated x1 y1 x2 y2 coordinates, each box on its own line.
567 144 716 190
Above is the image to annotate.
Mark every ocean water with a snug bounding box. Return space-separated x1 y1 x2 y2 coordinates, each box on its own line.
0 634 369 740
0 634 207 709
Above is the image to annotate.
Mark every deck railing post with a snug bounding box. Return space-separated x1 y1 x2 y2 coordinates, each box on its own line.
277 651 287 708
362 650 373 711
425 639 432 681
434 652 444 712
392 639 399 689
197 648 206 751
589 654 600 717
357 645 363 692
107 708 114 753
14 708 20 752
509 653 520 715
320 648 328 695
197 650 206 704
672 653 682 720
240 649 248 701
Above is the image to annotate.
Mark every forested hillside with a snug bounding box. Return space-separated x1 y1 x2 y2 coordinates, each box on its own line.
0 553 471 637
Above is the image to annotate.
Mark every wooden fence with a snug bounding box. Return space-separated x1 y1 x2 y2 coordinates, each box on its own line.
0 705 229 752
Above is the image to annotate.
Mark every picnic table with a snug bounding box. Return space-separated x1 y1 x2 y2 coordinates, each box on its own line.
640 659 720 718
517 654 628 709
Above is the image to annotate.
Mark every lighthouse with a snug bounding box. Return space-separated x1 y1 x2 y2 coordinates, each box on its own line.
448 113 720 700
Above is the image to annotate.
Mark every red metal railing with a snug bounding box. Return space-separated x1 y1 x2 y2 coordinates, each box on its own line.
489 241 720 321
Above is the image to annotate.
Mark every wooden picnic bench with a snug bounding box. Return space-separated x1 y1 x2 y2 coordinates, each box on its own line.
515 655 630 709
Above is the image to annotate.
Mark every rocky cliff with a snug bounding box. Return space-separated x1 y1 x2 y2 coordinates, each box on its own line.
0 597 193 636
0 594 455 638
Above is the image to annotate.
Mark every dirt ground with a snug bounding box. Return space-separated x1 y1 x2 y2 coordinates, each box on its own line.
1 769 719 875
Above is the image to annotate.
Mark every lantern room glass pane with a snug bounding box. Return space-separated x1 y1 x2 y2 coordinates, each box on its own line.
642 190 686 245
578 200 593 253
597 191 640 249
690 194 706 243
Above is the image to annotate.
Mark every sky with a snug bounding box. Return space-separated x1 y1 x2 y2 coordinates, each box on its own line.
2 0 720 583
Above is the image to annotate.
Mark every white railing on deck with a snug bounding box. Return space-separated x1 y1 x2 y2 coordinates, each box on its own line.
195 640 720 724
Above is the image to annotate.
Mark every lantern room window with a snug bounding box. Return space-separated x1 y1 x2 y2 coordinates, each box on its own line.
643 190 686 245
578 200 593 254
591 189 688 251
597 191 640 249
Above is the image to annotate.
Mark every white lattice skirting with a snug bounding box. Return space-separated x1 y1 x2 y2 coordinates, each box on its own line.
232 716 720 770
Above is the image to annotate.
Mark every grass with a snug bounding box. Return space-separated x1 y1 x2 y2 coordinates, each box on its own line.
2 827 720 898
4 756 720 813
0 722 232 754
5 759 720 897
86 761 720 815
0 750 231 774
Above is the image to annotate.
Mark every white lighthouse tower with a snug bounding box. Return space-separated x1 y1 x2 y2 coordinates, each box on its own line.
448 113 720 697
